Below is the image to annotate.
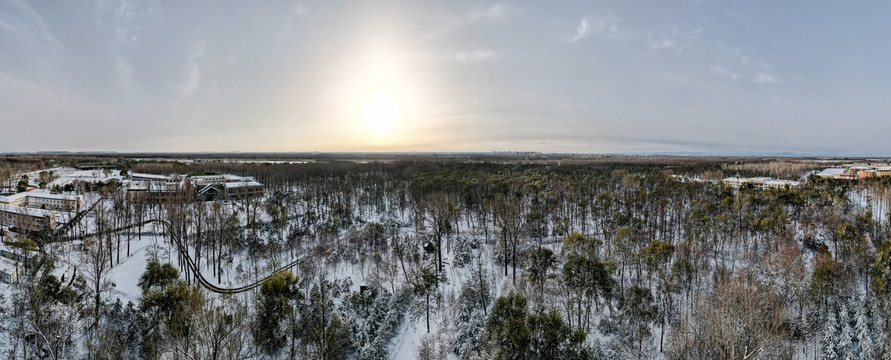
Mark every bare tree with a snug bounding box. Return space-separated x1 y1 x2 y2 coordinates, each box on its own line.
666 271 791 359
493 192 527 283
192 295 257 360
421 192 458 276
80 236 113 358
15 272 86 360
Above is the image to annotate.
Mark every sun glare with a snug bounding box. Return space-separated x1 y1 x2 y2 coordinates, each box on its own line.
363 92 401 136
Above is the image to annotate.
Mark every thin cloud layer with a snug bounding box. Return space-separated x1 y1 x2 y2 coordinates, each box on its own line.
455 50 496 63
570 18 591 42
1 1 890 155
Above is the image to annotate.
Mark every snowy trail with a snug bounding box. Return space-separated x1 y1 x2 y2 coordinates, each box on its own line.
55 218 306 294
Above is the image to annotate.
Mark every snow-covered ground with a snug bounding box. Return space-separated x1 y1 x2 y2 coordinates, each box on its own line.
1 163 888 359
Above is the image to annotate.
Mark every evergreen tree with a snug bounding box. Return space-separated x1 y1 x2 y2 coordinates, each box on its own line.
874 241 891 293
525 246 556 300
454 307 486 360
836 304 854 359
414 266 439 333
452 235 479 268
527 308 590 360
855 299 875 360
121 301 146 358
138 262 203 359
342 285 397 358
453 278 490 360
253 271 300 356
590 338 622 360
867 294 887 356
136 261 179 293
821 309 838 360
301 278 351 360
562 255 616 330
618 286 659 356
560 231 601 260
95 299 143 358
485 292 530 360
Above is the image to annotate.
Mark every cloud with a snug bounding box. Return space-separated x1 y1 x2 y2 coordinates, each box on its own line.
707 50 781 84
469 3 511 22
709 65 741 80
179 66 200 99
179 42 206 100
0 74 120 150
0 0 65 51
648 38 676 50
455 50 497 63
645 30 677 51
753 73 780 83
294 2 306 15
739 55 773 70
428 3 513 38
652 72 713 90
115 57 135 90
568 15 629 43
686 27 704 39
0 19 22 37
571 18 591 42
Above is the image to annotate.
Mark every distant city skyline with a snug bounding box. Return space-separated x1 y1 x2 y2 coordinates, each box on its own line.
2 1 890 155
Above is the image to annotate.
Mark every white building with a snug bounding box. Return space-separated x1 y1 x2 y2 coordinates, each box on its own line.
0 261 18 284
0 203 57 231
816 168 847 179
723 177 800 190
130 173 174 182
764 179 801 190
128 173 264 203
722 177 749 188
0 190 83 212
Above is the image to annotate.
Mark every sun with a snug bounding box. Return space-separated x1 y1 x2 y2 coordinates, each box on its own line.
363 92 401 136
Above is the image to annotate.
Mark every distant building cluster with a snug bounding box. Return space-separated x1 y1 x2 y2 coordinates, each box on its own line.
0 167 264 233
816 165 891 180
0 190 83 212
0 190 83 231
127 173 264 203
722 177 801 190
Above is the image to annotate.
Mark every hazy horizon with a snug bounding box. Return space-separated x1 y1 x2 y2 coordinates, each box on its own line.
3 1 890 155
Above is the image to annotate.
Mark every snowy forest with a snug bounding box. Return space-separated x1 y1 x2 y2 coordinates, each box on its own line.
1 155 890 360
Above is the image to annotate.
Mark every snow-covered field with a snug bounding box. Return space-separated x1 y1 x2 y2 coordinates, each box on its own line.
1 162 889 359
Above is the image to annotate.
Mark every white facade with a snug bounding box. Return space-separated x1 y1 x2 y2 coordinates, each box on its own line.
764 179 801 190
131 173 174 182
723 177 800 190
722 177 749 188
0 190 82 212
0 203 56 230
190 174 256 186
816 168 847 179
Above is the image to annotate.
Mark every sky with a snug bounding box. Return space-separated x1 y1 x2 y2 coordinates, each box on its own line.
2 1 891 155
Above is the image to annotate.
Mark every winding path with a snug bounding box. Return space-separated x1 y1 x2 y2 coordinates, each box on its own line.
58 219 303 294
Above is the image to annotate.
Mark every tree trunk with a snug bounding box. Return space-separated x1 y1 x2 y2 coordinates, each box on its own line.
427 289 430 334
503 237 509 277
436 235 442 275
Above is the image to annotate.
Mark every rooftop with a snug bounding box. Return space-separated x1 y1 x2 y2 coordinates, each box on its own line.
816 168 846 176
765 179 800 185
131 173 173 181
224 181 263 189
0 189 82 204
0 203 55 218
